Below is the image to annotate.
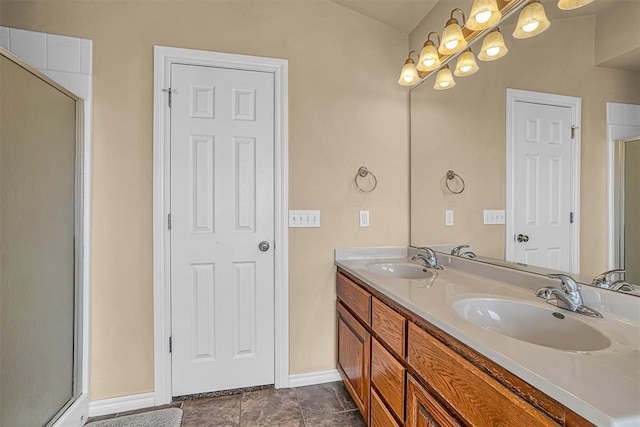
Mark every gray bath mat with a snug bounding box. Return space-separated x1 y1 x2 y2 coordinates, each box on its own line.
87 408 182 427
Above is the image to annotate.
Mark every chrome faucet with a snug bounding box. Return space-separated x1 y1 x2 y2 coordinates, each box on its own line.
411 248 443 270
592 269 635 292
536 274 602 318
451 245 477 259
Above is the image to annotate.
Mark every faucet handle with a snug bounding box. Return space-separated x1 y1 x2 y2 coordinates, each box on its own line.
547 274 580 293
593 269 625 285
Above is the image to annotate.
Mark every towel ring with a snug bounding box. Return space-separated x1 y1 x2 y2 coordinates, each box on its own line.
445 170 465 194
354 166 377 193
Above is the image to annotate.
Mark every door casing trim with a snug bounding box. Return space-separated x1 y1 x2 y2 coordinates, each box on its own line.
153 45 289 404
505 89 581 274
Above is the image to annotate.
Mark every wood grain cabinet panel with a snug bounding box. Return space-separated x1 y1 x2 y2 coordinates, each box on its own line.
337 302 370 420
406 375 460 427
407 323 558 427
371 338 405 421
371 387 401 427
372 297 406 357
337 273 371 325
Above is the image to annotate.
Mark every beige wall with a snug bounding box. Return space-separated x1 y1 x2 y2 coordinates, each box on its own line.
409 14 640 276
0 0 410 400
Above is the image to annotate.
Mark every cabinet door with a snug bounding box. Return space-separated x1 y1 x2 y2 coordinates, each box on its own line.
406 375 460 427
371 387 400 427
337 302 371 420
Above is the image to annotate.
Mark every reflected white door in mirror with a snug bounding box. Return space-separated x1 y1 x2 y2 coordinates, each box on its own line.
506 89 581 274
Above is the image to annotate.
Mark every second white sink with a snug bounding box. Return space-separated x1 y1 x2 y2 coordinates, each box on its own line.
453 297 611 352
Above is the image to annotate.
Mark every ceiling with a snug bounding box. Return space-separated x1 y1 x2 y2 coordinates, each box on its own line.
329 0 439 33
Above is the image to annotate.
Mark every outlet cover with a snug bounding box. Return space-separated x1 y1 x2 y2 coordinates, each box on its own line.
359 210 370 228
445 210 454 226
289 210 321 228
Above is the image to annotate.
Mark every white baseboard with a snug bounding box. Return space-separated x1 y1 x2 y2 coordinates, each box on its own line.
288 369 341 388
88 392 155 417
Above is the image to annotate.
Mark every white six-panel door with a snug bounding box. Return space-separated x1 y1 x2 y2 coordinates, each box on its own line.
510 100 574 272
170 64 275 396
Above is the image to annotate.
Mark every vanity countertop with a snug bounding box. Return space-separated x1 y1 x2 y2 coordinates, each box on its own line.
335 247 640 427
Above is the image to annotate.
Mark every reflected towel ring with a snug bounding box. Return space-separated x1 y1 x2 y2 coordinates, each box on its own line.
354 166 378 193
445 170 465 194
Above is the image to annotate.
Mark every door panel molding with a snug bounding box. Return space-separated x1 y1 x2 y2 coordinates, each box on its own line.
506 89 581 274
153 46 289 405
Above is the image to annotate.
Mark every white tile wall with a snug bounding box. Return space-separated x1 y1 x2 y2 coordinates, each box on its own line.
0 27 9 50
47 34 82 73
8 28 47 68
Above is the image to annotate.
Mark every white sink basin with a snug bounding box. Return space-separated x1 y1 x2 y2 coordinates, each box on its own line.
453 298 611 352
365 263 433 280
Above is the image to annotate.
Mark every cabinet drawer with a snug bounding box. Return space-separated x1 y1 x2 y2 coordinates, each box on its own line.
371 337 405 421
407 323 557 427
371 387 401 427
406 375 460 427
337 273 371 325
372 297 406 357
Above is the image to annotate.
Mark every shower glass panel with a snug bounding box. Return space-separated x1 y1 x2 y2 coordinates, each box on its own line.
0 53 80 426
624 138 640 284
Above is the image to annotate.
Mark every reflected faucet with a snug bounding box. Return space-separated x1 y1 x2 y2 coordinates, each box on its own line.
536 274 602 318
592 269 635 292
451 245 477 259
411 248 443 270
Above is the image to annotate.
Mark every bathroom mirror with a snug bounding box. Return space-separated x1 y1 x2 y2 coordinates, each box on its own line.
409 0 640 293
0 48 84 426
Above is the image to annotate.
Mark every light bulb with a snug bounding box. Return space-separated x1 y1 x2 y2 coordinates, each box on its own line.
513 1 550 39
475 10 492 24
523 21 540 33
403 73 413 83
445 40 459 50
486 46 500 57
460 65 472 73
423 58 435 67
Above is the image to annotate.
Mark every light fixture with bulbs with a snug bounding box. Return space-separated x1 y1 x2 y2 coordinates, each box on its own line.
466 0 502 31
478 28 509 61
398 51 420 87
398 0 580 89
558 0 594 11
454 49 480 77
434 65 456 90
417 32 442 72
439 8 468 56
513 0 551 39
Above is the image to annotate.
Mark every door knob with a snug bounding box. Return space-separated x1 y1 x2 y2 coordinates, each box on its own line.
258 241 270 252
516 234 530 243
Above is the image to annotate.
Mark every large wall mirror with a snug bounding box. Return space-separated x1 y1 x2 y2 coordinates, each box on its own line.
410 0 640 294
0 49 84 425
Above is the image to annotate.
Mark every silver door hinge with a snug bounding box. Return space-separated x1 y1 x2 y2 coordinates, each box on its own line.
162 88 173 108
168 213 172 230
570 212 574 224
169 336 172 353
571 125 579 139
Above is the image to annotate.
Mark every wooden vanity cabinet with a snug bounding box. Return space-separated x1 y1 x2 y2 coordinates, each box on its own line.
336 269 594 427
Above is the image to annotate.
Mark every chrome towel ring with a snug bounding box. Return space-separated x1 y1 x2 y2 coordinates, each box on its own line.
354 166 377 193
445 170 465 194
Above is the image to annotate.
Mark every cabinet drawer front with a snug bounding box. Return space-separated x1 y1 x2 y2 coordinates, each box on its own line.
406 375 460 427
372 297 406 357
337 273 371 325
371 387 401 427
371 338 405 420
407 323 557 427
337 302 370 419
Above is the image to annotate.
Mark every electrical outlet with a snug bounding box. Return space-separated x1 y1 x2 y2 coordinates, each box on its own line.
445 210 454 226
483 210 506 225
289 210 321 228
359 210 370 228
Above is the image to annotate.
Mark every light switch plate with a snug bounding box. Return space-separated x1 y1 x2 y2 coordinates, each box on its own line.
483 210 506 225
445 210 454 226
289 210 320 228
359 210 370 228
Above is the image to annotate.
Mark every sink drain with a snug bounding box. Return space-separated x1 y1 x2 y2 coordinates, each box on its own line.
552 312 565 319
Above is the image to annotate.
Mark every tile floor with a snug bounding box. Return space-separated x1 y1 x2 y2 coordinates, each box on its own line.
87 381 366 427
